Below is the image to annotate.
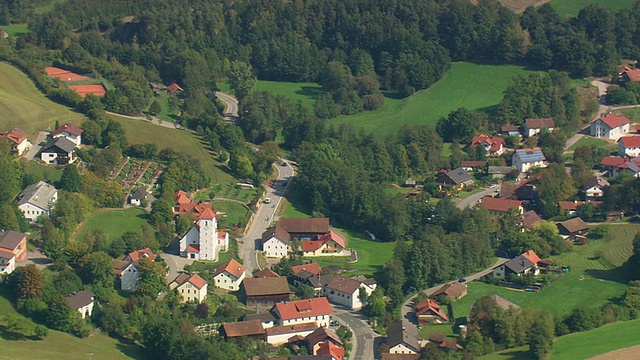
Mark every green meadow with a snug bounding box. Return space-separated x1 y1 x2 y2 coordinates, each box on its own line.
549 0 638 18
74 208 148 244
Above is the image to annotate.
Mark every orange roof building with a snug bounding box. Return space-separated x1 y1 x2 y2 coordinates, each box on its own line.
415 298 448 324
126 248 156 262
271 297 333 327
169 273 208 303
213 258 246 292
0 128 31 155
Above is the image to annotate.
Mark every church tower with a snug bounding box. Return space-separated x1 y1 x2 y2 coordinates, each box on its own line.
198 208 217 260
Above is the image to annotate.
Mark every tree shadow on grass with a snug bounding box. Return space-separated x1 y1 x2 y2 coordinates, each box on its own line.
116 342 146 359
583 267 628 284
295 86 323 100
486 349 535 360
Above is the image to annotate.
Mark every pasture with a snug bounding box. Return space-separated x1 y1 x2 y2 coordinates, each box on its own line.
454 224 639 319
74 208 148 244
621 108 640 123
0 62 86 137
327 62 533 137
108 113 234 183
213 200 251 229
568 136 617 152
479 319 640 360
1 24 29 37
219 80 321 111
549 0 638 18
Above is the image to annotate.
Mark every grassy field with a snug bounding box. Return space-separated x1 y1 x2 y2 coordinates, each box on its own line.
23 162 63 184
1 24 29 37
418 323 456 340
549 0 638 18
453 224 639 319
107 114 234 183
0 62 86 137
326 62 533 137
0 286 141 359
621 108 640 123
213 200 251 229
280 199 394 276
568 136 617 152
74 208 148 244
152 92 179 123
480 319 640 360
219 81 321 111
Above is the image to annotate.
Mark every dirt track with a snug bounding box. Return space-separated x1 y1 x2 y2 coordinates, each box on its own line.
470 0 551 13
588 345 640 360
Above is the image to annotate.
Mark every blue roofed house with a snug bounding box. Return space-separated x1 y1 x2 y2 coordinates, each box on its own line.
512 148 547 173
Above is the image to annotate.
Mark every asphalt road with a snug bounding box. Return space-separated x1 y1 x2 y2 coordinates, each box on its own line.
456 188 496 210
238 160 295 274
215 91 239 121
332 307 379 360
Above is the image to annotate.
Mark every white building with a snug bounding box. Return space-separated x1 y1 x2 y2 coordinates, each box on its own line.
512 147 547 173
112 260 140 291
618 136 640 157
590 113 630 140
387 320 421 355
584 177 610 198
0 128 31 155
170 273 208 303
51 123 83 146
178 208 229 261
322 276 377 310
261 226 291 258
213 258 246 291
266 323 318 346
40 137 77 165
271 297 333 328
17 181 58 222
0 251 16 275
65 290 95 319
524 118 555 138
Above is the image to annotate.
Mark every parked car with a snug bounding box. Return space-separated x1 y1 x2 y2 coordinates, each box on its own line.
458 278 467 283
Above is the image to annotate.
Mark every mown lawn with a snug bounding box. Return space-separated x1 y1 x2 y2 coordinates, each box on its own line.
108 113 234 183
0 285 142 359
0 62 86 137
568 136 617 152
621 108 640 123
218 81 322 111
454 224 639 319
74 208 148 244
480 319 640 360
549 0 637 18
213 200 251 229
327 62 533 137
1 24 29 37
23 162 63 184
418 323 457 340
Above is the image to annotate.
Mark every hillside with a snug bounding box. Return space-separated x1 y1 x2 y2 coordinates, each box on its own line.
0 62 85 136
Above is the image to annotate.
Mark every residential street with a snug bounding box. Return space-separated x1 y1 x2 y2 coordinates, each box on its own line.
456 188 496 210
332 307 380 360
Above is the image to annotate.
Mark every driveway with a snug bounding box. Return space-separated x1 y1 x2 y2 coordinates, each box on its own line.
162 245 194 281
24 131 49 161
17 248 53 270
456 188 496 210
332 307 380 360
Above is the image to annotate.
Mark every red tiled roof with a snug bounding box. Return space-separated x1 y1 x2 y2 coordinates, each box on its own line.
51 123 83 136
415 298 448 322
171 273 207 289
0 128 28 145
460 160 487 167
623 67 640 82
471 134 505 153
254 267 280 278
222 319 265 338
599 113 630 129
305 326 343 347
619 136 640 148
265 323 317 336
199 207 216 219
68 84 106 98
127 247 156 262
525 118 555 129
521 250 541 265
301 240 323 252
213 258 246 279
479 196 522 213
174 190 190 204
317 341 344 359
273 297 333 321
600 156 628 167
521 210 543 229
167 83 184 93
292 263 322 276
557 201 602 210
324 231 346 249
187 244 200 253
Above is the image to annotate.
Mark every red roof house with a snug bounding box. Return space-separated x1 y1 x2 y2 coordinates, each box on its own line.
167 82 184 94
271 297 333 327
317 341 345 359
415 298 448 324
292 263 322 276
621 65 640 82
471 134 506 156
479 196 523 215
0 128 30 154
126 248 156 262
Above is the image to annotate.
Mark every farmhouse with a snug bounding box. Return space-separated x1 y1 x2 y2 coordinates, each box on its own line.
242 276 292 308
17 181 57 222
169 273 208 303
387 320 422 355
243 312 277 328
40 137 77 165
271 297 333 327
524 118 555 138
600 156 640 177
621 65 640 83
414 298 448 324
427 333 463 351
265 323 318 346
500 125 520 137
512 147 546 173
471 134 505 156
322 275 376 310
583 177 610 198
305 327 343 355
65 290 95 319
432 282 467 301
51 123 83 146
129 187 149 206
172 190 214 216
261 226 291 258
221 319 266 341
434 168 474 194
213 258 246 291
478 196 523 216
317 341 345 359
557 217 589 240
590 113 630 140
0 128 31 155
301 231 348 257
178 207 229 261
618 136 640 157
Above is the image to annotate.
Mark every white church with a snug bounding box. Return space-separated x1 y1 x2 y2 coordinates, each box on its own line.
179 207 229 261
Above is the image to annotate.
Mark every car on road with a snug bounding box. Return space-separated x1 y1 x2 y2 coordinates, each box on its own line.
330 320 340 327
281 162 288 166
458 278 467 283
263 198 271 204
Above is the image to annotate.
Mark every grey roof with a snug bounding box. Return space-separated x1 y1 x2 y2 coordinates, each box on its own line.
243 312 276 323
17 181 57 211
444 168 473 184
387 320 420 352
504 255 535 274
0 230 27 251
65 290 95 310
307 274 334 289
130 188 149 201
42 137 76 153
489 166 515 174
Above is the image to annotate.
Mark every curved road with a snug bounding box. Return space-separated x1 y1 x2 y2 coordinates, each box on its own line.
215 91 239 122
